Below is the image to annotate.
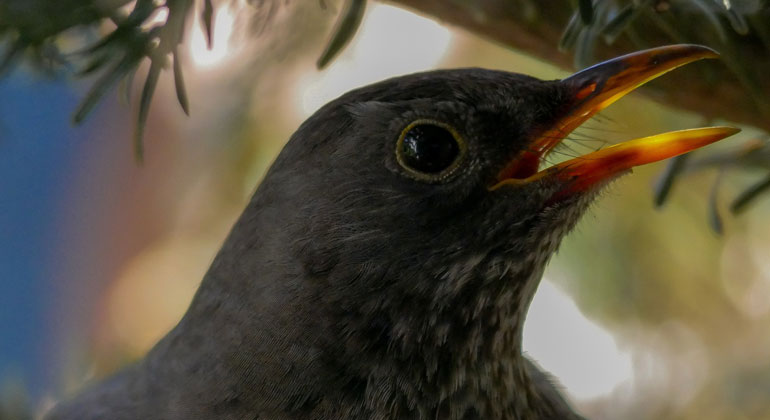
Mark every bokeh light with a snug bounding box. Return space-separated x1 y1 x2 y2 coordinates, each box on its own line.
188 2 238 69
524 279 634 401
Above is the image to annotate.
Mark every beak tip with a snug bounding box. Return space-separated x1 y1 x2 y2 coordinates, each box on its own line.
713 126 742 141
688 44 720 59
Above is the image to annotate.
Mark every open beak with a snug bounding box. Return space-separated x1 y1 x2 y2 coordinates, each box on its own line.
491 44 740 196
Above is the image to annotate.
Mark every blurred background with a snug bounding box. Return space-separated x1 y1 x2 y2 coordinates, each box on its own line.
1 1 770 419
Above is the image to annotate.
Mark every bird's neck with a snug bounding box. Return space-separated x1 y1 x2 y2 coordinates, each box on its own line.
146 202 575 418
328 253 555 419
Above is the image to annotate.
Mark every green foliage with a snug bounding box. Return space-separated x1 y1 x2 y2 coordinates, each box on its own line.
0 0 194 162
654 134 770 231
1 0 770 216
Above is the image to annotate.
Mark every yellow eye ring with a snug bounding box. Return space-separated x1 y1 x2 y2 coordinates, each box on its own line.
395 119 467 182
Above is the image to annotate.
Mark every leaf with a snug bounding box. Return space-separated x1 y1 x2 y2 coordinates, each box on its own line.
723 5 749 35
578 0 594 24
559 11 582 52
77 53 113 77
202 0 214 49
135 57 163 162
730 173 770 214
708 169 725 234
73 53 142 124
83 2 156 55
601 4 636 44
173 47 189 115
316 0 367 69
73 25 157 124
574 25 597 69
653 153 690 208
130 0 159 25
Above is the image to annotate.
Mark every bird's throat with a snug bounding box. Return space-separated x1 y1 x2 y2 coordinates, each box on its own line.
328 255 556 418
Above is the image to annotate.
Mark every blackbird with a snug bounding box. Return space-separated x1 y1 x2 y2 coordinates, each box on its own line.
47 45 738 420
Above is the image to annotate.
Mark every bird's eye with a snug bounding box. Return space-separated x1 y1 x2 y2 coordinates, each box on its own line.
396 120 466 180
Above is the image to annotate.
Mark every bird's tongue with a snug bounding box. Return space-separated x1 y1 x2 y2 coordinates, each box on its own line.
490 44 741 196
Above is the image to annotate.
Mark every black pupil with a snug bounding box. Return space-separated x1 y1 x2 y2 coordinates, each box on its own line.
400 124 459 174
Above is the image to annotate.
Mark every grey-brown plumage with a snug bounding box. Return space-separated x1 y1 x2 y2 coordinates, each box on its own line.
47 46 734 420
47 69 583 420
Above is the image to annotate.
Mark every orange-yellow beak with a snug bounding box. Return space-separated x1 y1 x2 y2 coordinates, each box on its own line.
491 44 740 196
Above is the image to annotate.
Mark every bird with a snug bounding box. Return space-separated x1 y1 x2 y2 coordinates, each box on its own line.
46 44 738 420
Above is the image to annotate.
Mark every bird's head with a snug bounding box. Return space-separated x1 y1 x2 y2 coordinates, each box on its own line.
229 45 737 385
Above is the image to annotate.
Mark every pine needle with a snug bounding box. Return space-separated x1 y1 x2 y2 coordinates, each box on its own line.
317 0 367 69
